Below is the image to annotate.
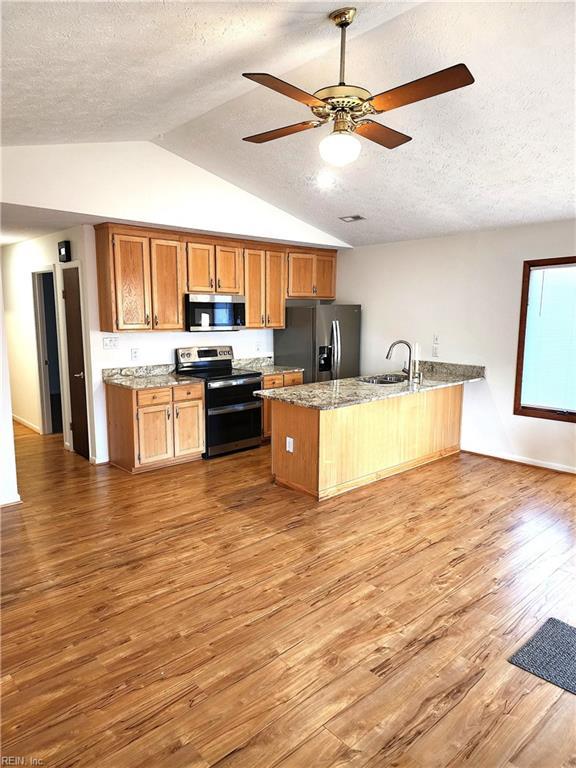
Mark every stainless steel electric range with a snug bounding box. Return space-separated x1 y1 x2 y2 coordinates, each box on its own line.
175 346 262 458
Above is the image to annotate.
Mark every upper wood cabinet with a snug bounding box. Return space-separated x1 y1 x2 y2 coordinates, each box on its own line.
112 235 152 330
244 249 286 328
96 223 336 331
150 239 186 330
244 249 266 328
265 250 286 328
215 245 244 294
187 242 215 292
287 251 336 299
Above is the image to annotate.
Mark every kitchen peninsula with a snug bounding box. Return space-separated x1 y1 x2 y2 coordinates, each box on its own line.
257 361 485 499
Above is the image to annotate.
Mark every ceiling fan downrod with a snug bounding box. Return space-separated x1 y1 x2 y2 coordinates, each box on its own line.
329 7 357 86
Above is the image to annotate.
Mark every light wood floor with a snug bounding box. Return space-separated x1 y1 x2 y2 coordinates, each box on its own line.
2 423 575 767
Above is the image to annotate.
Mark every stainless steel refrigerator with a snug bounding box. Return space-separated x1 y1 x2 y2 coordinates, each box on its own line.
274 303 361 383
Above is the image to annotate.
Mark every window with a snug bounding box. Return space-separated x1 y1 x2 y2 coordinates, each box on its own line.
514 256 576 423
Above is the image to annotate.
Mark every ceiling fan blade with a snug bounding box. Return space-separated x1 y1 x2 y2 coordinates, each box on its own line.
243 121 320 144
243 73 325 108
370 63 475 112
355 121 412 149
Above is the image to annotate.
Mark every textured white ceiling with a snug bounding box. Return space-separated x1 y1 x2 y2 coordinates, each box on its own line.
155 1 576 245
2 1 574 246
1 1 414 145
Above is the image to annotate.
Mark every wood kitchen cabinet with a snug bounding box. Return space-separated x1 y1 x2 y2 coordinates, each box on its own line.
96 223 336 331
262 371 304 439
106 382 205 473
111 234 152 330
245 249 286 328
186 242 215 292
287 251 336 299
150 239 186 329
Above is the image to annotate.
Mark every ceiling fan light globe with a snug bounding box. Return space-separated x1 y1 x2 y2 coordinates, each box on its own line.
319 130 361 167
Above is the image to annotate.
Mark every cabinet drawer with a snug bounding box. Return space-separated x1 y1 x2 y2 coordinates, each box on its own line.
263 374 284 389
283 372 303 387
137 388 172 407
173 383 204 402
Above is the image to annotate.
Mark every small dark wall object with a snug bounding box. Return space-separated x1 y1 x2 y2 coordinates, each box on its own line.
58 240 71 262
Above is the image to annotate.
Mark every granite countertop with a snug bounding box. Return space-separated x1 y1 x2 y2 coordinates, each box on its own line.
232 359 304 376
255 361 485 411
105 374 203 390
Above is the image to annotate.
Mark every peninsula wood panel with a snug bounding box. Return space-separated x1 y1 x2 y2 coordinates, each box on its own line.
271 385 463 499
186 242 215 292
262 372 304 439
265 250 286 328
113 234 152 329
4 422 576 766
150 239 186 329
244 249 266 327
215 245 244 294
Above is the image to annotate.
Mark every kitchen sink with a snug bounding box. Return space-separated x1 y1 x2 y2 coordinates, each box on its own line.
360 374 407 385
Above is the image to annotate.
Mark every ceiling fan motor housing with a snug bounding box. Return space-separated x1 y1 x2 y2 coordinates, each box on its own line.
311 85 375 121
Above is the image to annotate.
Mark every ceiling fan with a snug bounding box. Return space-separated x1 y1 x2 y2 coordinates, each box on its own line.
242 7 474 167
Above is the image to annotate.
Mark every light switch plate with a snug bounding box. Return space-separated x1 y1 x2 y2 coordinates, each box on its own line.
102 336 119 350
286 436 294 453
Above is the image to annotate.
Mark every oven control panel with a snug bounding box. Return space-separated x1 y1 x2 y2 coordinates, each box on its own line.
177 346 234 363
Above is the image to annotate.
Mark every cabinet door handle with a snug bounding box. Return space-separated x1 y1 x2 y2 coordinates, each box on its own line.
261 314 264 325
154 314 159 326
210 277 214 288
175 406 180 419
146 313 150 325
217 278 221 289
167 408 171 420
267 314 270 324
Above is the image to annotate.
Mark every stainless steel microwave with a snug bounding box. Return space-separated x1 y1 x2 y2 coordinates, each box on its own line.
185 294 246 331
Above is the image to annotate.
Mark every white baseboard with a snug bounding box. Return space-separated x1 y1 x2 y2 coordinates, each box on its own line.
1 493 22 508
464 449 575 475
12 415 41 434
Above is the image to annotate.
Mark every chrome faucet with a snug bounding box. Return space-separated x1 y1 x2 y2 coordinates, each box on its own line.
386 340 421 385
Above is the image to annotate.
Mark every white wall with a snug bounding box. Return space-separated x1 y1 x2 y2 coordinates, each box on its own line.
0 266 20 506
2 225 274 466
337 219 576 473
1 142 347 248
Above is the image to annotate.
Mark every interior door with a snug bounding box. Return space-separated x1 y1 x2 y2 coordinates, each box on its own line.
265 250 286 328
244 249 266 327
62 267 90 459
215 246 243 294
137 404 174 464
173 401 204 456
187 242 215 293
113 235 151 329
287 252 315 297
150 239 185 329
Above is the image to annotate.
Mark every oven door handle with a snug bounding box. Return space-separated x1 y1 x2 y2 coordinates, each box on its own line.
208 377 262 389
208 402 262 416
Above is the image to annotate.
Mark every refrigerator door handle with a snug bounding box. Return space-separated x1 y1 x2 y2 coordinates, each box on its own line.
331 319 342 380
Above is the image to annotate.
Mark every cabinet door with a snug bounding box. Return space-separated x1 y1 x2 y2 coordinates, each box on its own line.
187 242 215 293
151 239 186 329
244 249 266 328
113 235 152 329
137 404 174 465
265 250 286 328
216 246 244 294
315 253 337 299
287 252 315 297
174 401 204 457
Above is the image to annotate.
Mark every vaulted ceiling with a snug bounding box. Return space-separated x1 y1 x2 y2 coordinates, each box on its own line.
2 1 575 246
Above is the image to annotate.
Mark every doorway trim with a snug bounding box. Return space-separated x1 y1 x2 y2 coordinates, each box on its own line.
32 268 57 434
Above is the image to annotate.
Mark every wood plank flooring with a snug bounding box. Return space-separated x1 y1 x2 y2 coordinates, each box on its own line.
1 422 575 767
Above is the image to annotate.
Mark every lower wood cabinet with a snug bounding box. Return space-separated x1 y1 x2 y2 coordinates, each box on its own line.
106 382 205 473
262 371 304 439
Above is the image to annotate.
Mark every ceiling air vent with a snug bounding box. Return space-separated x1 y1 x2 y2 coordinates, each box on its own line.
339 215 366 223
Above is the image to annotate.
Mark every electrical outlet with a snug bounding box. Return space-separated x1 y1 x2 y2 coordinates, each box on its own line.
432 333 440 344
255 341 262 354
130 348 139 361
432 344 440 359
286 436 294 453
102 336 119 350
